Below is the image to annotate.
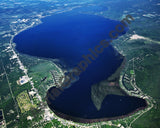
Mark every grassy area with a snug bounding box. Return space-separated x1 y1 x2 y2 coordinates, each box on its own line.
130 70 134 75
113 32 160 127
16 91 36 113
29 62 59 86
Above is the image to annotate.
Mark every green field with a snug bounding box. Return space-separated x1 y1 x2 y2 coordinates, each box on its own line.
16 91 36 113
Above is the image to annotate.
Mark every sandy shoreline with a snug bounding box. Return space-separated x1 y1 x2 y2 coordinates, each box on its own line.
47 52 148 123
10 13 148 124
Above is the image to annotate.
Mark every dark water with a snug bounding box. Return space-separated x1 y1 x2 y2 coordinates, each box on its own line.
13 11 147 120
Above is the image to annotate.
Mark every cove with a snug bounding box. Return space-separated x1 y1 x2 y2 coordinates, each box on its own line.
13 11 147 122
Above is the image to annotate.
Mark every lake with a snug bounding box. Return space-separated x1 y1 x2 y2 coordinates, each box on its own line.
13 11 147 122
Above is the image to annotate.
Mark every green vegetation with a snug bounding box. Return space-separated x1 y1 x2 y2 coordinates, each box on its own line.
16 90 36 113
130 70 134 75
0 0 160 127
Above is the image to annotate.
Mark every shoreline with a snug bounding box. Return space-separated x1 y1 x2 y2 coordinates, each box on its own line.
47 53 148 123
10 14 66 82
48 101 148 124
10 12 149 125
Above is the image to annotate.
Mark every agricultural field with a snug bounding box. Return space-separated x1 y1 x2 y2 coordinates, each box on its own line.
16 91 36 113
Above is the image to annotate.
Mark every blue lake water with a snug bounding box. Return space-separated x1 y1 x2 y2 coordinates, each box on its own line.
13 11 147 121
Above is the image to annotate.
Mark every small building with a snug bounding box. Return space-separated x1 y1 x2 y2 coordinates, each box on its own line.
29 91 36 96
17 76 30 85
27 116 33 120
